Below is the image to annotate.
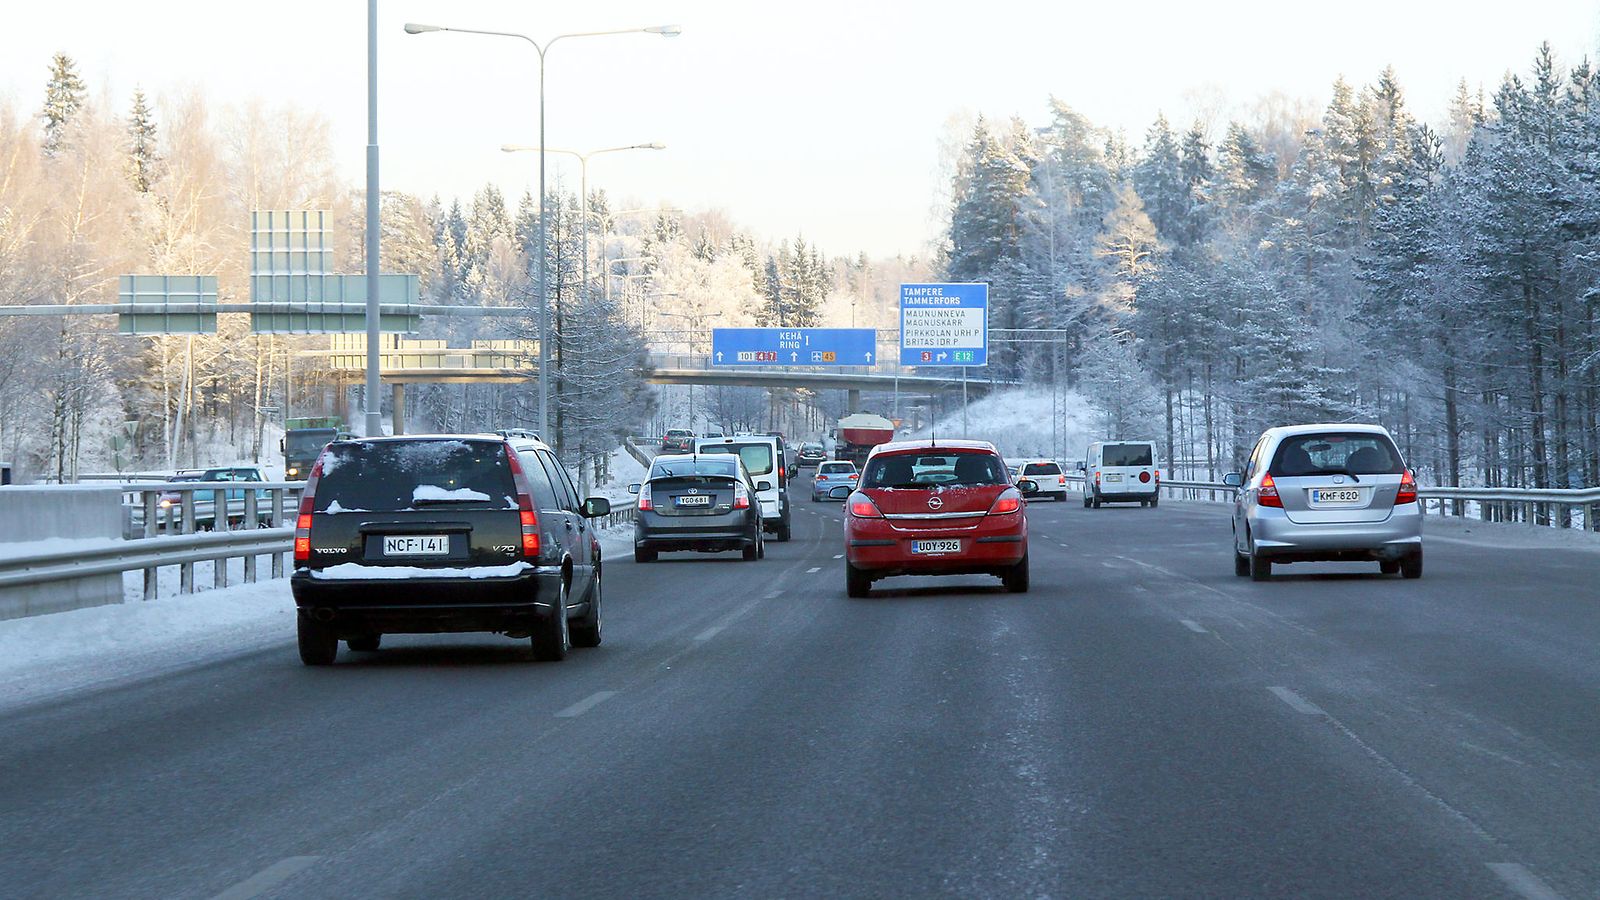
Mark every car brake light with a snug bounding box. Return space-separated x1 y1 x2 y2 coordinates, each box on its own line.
638 483 654 511
1258 473 1283 508
505 443 541 556
988 488 1023 515
849 495 882 518
293 454 326 562
733 481 750 509
1396 469 1417 505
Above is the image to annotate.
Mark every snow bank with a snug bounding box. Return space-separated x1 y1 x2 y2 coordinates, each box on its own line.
906 387 1097 462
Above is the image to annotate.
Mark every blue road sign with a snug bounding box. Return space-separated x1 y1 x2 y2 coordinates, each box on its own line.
899 282 988 366
711 328 879 366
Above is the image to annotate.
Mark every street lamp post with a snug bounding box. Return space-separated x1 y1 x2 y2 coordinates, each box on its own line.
500 143 665 309
405 21 680 440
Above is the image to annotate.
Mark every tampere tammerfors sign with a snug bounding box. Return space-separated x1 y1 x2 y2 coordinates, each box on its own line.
899 282 988 367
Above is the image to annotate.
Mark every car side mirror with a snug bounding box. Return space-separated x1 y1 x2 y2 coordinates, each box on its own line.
627 483 641 495
1016 479 1039 495
1222 472 1243 488
582 497 611 518
828 485 853 500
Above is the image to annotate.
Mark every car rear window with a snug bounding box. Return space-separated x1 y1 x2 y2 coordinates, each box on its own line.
861 451 1007 488
699 442 774 476
1270 433 1403 477
313 440 517 512
1102 444 1155 467
651 458 740 479
1023 462 1061 476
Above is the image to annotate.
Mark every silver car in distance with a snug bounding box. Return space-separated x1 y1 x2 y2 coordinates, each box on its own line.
1224 424 1422 581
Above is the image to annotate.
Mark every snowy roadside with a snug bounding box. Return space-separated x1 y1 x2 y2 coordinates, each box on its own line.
0 517 640 715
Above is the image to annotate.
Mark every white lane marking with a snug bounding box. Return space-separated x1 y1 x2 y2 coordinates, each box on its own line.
1180 619 1207 633
1268 686 1326 716
554 690 619 718
832 554 843 559
211 857 320 900
1487 863 1566 900
806 566 821 574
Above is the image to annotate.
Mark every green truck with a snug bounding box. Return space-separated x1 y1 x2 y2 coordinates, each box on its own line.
282 417 351 479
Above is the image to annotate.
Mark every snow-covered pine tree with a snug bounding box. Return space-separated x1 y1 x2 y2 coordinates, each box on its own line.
41 53 86 157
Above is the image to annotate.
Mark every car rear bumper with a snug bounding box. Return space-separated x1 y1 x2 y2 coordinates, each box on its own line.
846 515 1027 576
290 567 559 634
636 511 755 551
1250 505 1422 560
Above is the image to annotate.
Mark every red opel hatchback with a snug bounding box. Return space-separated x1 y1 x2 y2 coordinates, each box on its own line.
842 440 1033 597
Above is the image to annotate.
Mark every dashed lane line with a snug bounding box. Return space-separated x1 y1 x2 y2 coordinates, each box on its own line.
1486 863 1566 900
1267 686 1326 716
211 856 321 900
554 691 619 718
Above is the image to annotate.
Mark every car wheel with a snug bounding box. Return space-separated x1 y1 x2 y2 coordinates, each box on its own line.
1234 546 1250 577
1400 548 1423 580
346 634 381 652
776 516 792 542
845 561 872 598
531 579 571 661
1379 559 1400 576
572 569 602 648
1002 553 1030 593
297 615 338 666
634 546 657 563
1248 540 1272 582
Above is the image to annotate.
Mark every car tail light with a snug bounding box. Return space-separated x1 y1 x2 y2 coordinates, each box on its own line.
504 443 541 557
638 483 654 511
849 494 882 518
733 481 750 509
988 488 1023 515
1396 469 1417 505
293 454 326 562
1139 471 1151 483
1258 473 1283 508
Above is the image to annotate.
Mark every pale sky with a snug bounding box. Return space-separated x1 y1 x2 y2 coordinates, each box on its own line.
4 1 1598 258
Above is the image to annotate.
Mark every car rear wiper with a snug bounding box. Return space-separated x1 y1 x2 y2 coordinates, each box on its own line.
1299 467 1362 483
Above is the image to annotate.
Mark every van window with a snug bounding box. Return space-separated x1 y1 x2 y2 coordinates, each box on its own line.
1102 444 1154 467
1270 433 1403 477
701 442 774 477
313 440 516 512
1022 462 1061 476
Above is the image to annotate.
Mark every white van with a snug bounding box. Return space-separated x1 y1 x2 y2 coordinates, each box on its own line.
1081 440 1161 508
693 434 793 541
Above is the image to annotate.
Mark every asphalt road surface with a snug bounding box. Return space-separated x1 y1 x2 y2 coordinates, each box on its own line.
3 486 1598 899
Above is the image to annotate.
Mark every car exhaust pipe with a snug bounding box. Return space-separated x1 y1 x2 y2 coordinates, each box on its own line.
312 607 337 623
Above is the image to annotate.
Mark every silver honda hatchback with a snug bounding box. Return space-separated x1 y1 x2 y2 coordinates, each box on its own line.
1223 424 1422 581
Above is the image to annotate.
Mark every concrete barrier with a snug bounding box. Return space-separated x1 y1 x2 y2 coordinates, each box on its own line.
0 485 124 619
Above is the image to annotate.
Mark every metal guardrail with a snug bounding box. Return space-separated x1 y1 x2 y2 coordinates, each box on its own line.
1063 474 1600 528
